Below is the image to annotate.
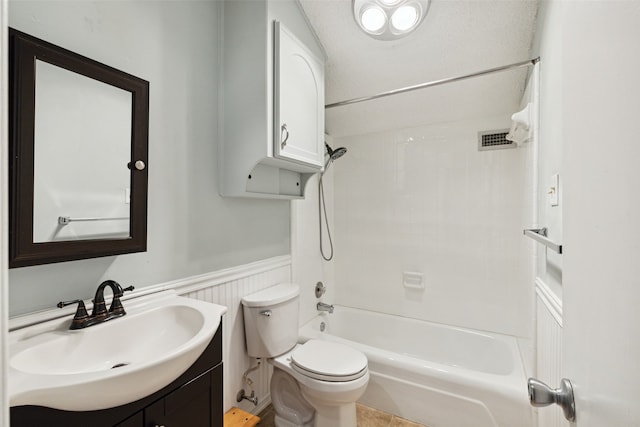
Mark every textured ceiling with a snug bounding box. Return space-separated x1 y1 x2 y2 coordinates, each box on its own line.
299 0 539 137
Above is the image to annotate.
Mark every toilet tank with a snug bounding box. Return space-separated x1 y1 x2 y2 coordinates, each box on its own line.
241 283 300 358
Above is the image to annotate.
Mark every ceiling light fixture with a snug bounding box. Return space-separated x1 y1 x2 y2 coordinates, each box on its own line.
354 0 430 40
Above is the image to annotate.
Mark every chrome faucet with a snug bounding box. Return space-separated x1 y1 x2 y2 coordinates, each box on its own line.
317 302 334 314
57 280 134 329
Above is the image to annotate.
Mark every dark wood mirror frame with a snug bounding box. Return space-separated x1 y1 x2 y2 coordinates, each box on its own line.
9 28 149 268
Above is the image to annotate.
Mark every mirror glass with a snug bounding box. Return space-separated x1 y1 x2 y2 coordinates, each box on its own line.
9 28 149 268
33 60 132 242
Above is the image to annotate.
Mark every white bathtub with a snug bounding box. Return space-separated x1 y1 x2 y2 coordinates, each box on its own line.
299 306 533 427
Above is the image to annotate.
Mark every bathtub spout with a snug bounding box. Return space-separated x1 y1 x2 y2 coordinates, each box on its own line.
317 302 334 313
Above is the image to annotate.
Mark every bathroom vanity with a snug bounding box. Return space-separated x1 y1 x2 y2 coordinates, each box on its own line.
8 291 226 427
10 326 223 427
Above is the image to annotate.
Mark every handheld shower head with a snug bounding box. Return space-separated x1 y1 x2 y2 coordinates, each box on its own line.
326 143 347 161
324 143 347 170
320 143 347 261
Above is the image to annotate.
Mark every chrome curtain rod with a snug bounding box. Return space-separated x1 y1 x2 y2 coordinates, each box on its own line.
325 57 540 109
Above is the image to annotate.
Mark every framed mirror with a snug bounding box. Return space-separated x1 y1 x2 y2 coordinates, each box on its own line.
9 29 149 268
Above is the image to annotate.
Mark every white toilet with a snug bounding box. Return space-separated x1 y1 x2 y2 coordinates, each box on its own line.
241 283 369 427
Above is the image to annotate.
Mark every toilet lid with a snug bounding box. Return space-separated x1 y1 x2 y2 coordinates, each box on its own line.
291 340 368 382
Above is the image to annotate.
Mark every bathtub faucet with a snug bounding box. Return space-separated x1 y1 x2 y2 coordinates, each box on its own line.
317 302 334 314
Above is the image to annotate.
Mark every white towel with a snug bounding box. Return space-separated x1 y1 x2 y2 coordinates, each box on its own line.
506 123 529 145
506 103 532 145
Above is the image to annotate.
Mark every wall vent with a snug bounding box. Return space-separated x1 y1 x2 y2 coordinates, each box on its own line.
477 130 515 151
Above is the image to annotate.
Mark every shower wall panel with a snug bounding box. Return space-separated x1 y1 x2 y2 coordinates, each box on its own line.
333 114 534 337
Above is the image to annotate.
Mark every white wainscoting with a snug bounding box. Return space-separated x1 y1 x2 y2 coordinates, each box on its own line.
181 256 291 413
535 278 565 427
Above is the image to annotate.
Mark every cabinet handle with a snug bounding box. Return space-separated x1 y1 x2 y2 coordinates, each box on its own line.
281 123 289 149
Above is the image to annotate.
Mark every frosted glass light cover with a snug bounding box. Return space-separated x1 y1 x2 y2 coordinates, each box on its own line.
361 7 386 32
353 0 430 40
391 5 419 31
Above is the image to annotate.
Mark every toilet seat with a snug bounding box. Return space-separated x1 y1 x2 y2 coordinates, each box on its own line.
290 340 368 382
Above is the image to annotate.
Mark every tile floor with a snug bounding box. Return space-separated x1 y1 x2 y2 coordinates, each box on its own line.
256 403 429 427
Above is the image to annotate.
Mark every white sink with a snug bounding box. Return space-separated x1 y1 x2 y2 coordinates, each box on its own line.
8 291 226 411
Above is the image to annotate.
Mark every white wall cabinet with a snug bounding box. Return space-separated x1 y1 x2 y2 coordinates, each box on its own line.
221 0 325 199
273 21 324 168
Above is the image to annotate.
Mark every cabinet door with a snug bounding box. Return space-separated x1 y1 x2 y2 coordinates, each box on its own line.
145 366 222 427
273 21 324 168
116 411 144 427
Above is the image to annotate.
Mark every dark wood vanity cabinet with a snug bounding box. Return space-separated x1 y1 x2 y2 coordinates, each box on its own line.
114 367 223 427
116 366 223 427
10 326 223 427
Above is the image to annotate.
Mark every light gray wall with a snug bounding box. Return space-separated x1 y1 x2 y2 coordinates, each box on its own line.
8 0 290 316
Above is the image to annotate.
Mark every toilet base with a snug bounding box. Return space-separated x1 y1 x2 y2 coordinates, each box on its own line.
273 404 356 427
309 401 357 427
274 414 313 427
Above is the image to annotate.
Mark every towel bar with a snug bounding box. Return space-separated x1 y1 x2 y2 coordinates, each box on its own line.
58 216 128 225
523 228 563 254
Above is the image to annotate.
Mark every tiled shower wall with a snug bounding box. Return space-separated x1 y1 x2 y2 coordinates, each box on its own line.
332 115 535 338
